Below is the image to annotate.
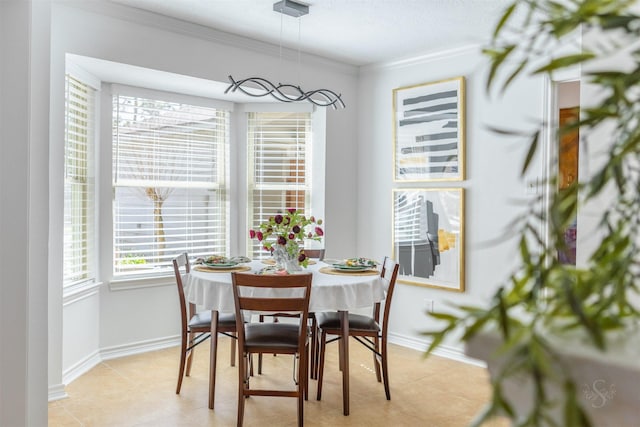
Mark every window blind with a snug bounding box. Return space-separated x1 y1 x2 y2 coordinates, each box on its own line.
247 112 312 258
64 74 96 286
112 94 229 277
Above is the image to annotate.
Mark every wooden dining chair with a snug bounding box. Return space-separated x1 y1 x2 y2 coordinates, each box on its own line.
232 272 312 427
315 256 400 401
300 248 325 261
172 253 238 405
257 248 324 378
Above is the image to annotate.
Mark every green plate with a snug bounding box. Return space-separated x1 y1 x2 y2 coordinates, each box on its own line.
332 264 371 271
203 262 238 269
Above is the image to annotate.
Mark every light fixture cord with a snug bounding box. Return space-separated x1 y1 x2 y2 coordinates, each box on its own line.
297 16 302 87
279 10 284 83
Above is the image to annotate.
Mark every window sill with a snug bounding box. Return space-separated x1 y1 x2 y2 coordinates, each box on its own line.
109 275 174 292
63 281 102 306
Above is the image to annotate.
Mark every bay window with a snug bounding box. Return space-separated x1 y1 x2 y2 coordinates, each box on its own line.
112 94 230 277
247 111 313 258
63 74 96 286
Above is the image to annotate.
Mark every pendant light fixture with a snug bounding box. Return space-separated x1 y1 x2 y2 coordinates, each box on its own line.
225 0 345 109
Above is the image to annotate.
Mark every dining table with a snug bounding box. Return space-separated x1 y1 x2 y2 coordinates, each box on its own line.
185 258 385 416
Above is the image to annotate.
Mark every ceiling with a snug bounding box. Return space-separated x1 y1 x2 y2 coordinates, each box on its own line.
111 0 513 66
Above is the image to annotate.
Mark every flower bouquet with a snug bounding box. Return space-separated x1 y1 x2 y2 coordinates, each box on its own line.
249 209 323 271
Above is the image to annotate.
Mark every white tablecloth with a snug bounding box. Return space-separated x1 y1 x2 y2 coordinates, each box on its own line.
185 260 384 313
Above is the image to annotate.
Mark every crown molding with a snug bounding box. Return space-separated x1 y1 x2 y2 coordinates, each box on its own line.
361 43 485 73
62 0 358 76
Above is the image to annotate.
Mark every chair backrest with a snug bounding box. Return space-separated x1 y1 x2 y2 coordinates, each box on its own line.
375 257 400 334
302 248 325 260
173 253 191 333
231 272 313 350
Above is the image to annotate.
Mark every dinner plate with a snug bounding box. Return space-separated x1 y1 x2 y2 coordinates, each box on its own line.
332 264 371 271
203 262 238 269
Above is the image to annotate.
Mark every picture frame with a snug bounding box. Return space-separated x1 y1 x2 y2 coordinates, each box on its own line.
392 188 464 292
393 76 465 182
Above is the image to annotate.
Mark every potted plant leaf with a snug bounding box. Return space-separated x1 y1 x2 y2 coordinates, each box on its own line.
424 1 640 425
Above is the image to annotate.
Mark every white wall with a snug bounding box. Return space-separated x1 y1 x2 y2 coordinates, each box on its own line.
1 0 51 424
575 23 635 268
48 0 359 393
357 47 546 353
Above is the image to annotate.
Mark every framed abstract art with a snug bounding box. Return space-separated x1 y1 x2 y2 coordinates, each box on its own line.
392 188 464 292
393 77 465 182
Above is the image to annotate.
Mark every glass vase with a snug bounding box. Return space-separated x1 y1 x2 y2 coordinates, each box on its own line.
273 242 302 273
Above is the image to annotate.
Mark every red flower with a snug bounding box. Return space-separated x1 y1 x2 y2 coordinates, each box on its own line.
298 253 307 262
249 211 324 255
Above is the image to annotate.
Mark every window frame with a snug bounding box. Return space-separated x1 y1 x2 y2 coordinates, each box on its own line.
97 87 325 290
63 70 99 291
243 105 326 260
107 85 234 287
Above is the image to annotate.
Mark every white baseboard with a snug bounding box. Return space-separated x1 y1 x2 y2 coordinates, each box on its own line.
48 383 68 402
62 349 101 386
53 332 480 400
388 331 486 368
100 335 180 361
53 335 180 400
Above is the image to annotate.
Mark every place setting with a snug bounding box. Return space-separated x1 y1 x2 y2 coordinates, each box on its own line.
193 255 252 273
319 257 380 276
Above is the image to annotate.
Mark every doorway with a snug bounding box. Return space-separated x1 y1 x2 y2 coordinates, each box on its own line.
556 81 579 265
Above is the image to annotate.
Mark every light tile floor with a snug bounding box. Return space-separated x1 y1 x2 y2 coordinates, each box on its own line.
49 337 509 426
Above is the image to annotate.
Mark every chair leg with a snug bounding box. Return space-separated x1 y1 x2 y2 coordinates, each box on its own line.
298 351 304 427
381 338 391 400
303 345 309 401
237 352 248 427
373 335 382 382
185 331 195 376
230 333 236 367
316 330 327 400
176 333 188 394
208 313 219 410
310 314 318 379
258 316 264 374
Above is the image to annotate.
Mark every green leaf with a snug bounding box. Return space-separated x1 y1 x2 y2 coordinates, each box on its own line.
502 59 528 92
428 312 458 322
521 130 540 175
484 45 516 92
461 315 491 340
469 403 496 427
423 329 450 356
493 3 517 40
533 53 596 74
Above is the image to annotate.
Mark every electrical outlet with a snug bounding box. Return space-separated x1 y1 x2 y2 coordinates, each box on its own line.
424 299 434 313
